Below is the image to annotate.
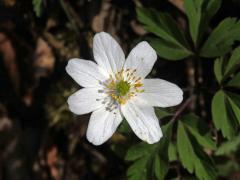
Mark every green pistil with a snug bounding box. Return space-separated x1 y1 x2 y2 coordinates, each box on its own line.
116 80 130 96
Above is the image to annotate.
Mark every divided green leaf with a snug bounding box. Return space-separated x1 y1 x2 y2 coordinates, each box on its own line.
224 47 240 76
201 18 240 57
177 120 216 180
149 38 192 60
137 7 192 60
180 114 216 150
184 0 221 45
126 122 173 180
211 90 237 139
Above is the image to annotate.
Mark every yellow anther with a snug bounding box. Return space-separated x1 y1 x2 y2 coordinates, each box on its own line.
135 82 143 88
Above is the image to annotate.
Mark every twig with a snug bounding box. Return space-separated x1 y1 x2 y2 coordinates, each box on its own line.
170 95 196 123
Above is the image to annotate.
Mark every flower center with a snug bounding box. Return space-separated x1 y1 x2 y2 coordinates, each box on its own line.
103 68 144 105
116 80 130 96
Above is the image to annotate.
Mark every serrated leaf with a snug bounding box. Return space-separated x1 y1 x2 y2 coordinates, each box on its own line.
184 0 203 44
215 133 240 155
177 121 216 180
181 114 216 149
150 38 191 60
214 57 224 83
200 18 240 57
184 0 221 45
211 90 236 139
32 0 42 17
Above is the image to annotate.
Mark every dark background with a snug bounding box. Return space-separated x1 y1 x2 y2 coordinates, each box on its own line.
0 0 240 179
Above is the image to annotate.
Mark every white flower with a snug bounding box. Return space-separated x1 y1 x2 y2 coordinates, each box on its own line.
66 32 183 145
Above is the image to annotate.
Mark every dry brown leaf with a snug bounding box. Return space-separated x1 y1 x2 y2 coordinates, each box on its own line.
33 38 55 78
2 0 16 7
0 32 20 94
91 0 112 32
169 0 184 12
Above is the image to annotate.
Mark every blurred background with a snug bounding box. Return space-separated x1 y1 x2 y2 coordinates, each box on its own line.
1 0 240 180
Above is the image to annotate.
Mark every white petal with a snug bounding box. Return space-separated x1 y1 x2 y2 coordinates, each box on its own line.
87 106 123 145
66 58 108 87
139 79 183 107
124 41 157 78
121 99 162 144
93 32 125 75
67 88 108 115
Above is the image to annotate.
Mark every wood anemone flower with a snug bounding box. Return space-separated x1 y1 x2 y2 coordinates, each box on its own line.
66 32 183 145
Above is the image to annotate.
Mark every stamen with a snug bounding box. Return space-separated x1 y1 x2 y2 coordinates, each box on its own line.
103 68 144 105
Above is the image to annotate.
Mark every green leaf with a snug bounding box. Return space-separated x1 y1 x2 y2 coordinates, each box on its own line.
217 161 240 177
227 72 240 88
200 18 240 57
177 121 216 180
224 47 240 76
127 158 148 180
214 57 224 83
215 133 240 155
136 7 191 60
184 0 221 45
184 0 203 44
126 122 173 180
125 142 156 161
211 90 236 139
226 92 240 124
181 114 216 150
154 107 171 119
118 119 131 134
177 121 195 173
32 0 42 17
168 142 177 161
154 155 168 180
150 38 192 60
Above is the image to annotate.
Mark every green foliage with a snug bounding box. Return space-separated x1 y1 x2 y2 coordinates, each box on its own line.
136 7 192 60
149 38 192 60
180 114 216 150
184 0 221 45
168 142 177 161
32 0 42 17
211 90 237 139
154 107 171 119
224 47 240 76
212 48 240 139
126 122 173 180
215 133 240 155
214 57 224 83
226 92 240 124
227 72 240 88
213 47 240 83
177 115 216 180
201 18 240 57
